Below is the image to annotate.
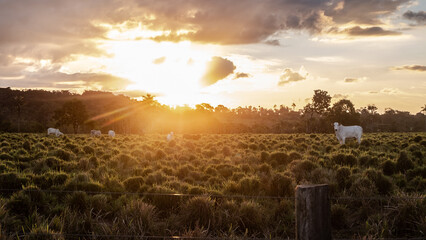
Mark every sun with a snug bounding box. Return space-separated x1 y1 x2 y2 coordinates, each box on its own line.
98 28 221 106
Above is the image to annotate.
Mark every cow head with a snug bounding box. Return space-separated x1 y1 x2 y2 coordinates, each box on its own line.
333 122 340 132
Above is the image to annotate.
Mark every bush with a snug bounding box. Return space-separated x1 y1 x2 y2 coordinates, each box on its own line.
238 201 264 234
123 176 145 192
270 152 289 165
382 160 396 176
82 145 94 154
118 199 158 234
236 176 261 195
336 167 351 190
268 173 293 197
331 204 347 229
179 197 215 229
396 151 414 173
66 191 89 212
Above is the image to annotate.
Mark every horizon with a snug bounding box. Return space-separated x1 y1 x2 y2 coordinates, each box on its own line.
0 0 425 113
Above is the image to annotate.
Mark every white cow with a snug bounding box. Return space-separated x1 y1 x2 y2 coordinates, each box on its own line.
47 128 63 137
91 130 101 137
166 131 174 142
108 130 115 137
333 122 363 145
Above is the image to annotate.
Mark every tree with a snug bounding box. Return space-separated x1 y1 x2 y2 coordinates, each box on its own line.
303 90 331 132
53 99 88 134
421 104 426 114
329 99 360 125
13 95 24 132
312 89 331 115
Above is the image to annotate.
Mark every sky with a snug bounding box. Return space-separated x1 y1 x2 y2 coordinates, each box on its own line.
0 0 425 113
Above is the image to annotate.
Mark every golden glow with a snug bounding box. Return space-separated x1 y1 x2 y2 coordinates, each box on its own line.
96 25 222 105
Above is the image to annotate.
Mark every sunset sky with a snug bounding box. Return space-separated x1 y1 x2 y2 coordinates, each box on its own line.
0 0 425 113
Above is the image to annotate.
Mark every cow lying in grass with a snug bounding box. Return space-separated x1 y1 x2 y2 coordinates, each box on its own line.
333 122 363 145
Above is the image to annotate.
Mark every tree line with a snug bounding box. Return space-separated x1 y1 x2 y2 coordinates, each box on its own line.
0 87 425 134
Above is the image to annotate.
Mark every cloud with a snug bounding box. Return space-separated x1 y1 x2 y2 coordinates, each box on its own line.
333 93 349 99
201 57 236 86
380 88 403 95
392 65 426 72
153 56 166 64
134 0 410 44
264 39 280 46
329 26 401 36
343 77 367 83
278 67 308 86
403 10 426 25
305 56 346 63
234 72 251 79
1 66 132 91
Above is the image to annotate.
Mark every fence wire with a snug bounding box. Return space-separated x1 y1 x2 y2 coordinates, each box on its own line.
0 187 424 201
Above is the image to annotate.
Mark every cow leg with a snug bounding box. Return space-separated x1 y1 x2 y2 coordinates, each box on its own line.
342 138 346 145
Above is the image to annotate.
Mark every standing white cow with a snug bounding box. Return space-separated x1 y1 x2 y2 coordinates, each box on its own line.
333 122 363 145
166 131 174 142
108 130 115 137
91 130 101 137
47 128 63 137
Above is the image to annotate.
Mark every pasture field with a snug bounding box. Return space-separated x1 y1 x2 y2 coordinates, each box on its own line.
0 132 425 239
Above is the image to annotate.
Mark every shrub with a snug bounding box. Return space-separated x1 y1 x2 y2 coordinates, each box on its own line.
336 167 351 190
270 151 289 165
238 201 264 234
222 146 231 156
288 151 302 161
331 204 347 229
22 141 31 151
118 199 159 234
268 173 293 197
145 185 180 212
236 176 261 195
66 191 89 212
0 172 29 194
396 151 414 173
50 149 72 161
123 176 145 192
331 154 357 166
0 153 13 160
154 150 166 160
82 145 95 154
179 197 215 229
382 160 396 176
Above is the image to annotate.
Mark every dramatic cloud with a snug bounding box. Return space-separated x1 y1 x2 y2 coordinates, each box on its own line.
135 0 410 44
201 57 236 86
153 57 166 64
325 0 409 25
392 65 426 72
403 10 426 25
278 68 308 86
329 26 401 36
234 72 251 79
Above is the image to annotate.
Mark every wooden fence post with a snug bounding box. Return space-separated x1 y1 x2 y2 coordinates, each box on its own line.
296 184 331 240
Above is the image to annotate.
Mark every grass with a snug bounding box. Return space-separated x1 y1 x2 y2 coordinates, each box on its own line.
0 132 424 239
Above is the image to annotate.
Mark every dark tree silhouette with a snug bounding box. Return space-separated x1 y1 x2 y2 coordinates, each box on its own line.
53 99 88 134
13 95 24 132
329 99 360 125
303 89 332 132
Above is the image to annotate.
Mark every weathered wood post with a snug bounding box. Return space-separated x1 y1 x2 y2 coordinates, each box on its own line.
296 184 331 240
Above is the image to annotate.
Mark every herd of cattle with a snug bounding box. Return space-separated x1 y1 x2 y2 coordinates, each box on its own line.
46 122 361 145
47 128 115 137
